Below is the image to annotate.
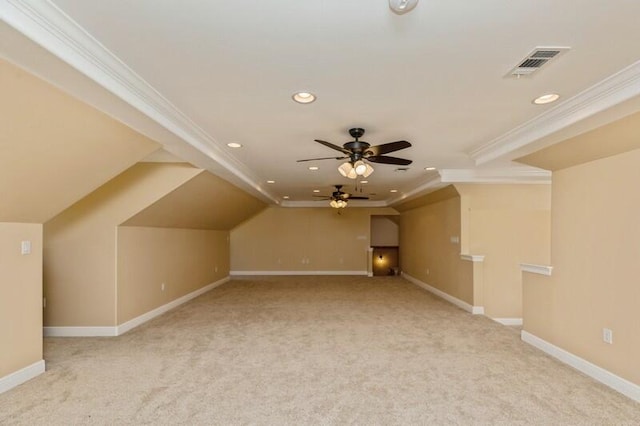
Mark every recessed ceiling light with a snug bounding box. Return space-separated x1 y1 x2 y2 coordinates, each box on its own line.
313 189 320 193
533 93 560 105
267 180 275 184
227 142 242 148
308 166 319 171
292 91 316 104
283 196 290 199
390 189 398 193
424 167 436 171
360 180 368 184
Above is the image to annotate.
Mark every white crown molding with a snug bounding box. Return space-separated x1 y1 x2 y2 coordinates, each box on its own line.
470 59 640 165
1 0 278 204
280 200 388 208
388 174 445 205
440 167 551 184
460 254 485 262
402 272 484 315
0 360 45 395
520 263 553 276
522 331 640 402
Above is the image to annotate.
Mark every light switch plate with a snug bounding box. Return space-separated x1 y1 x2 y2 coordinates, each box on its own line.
21 240 31 255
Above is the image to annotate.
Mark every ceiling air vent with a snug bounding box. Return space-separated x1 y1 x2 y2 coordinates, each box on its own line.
507 47 570 77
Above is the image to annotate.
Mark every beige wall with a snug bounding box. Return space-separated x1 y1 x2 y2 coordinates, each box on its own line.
0 223 42 377
456 184 551 318
44 163 201 326
231 207 398 272
117 227 229 323
371 216 399 247
0 59 158 223
523 148 640 385
398 189 474 304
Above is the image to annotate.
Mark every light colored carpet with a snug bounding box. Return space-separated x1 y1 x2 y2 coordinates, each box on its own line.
1 276 638 425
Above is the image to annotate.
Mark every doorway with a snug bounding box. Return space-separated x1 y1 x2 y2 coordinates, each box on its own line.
370 215 400 276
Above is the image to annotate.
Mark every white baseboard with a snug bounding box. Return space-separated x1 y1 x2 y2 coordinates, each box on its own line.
44 277 230 337
493 318 523 326
44 326 117 337
0 360 45 395
230 270 368 276
402 272 484 315
521 330 640 402
117 277 230 335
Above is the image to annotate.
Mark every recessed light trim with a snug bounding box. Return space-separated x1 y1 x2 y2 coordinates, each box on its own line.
226 142 242 148
292 91 316 104
390 189 398 193
313 189 320 193
533 93 560 105
308 166 319 171
424 167 436 171
283 196 290 199
267 180 275 184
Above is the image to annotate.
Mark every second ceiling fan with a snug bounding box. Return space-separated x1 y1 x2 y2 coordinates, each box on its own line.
297 128 412 179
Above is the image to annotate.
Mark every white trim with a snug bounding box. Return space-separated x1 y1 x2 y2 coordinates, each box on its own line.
1 0 277 204
230 270 367 276
460 254 485 262
520 263 553 276
281 200 388 208
43 326 118 337
402 272 484 315
44 277 230 337
0 360 45 395
471 59 640 165
117 277 230 335
493 318 523 326
387 174 444 205
440 168 551 184
521 331 640 403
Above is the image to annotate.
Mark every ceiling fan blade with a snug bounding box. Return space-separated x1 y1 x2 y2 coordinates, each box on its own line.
366 140 411 156
314 139 351 155
297 156 347 162
366 155 413 165
348 196 369 200
313 196 332 199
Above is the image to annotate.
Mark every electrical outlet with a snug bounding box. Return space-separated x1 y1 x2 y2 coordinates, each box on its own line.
21 240 31 255
215 266 218 273
602 328 613 344
426 268 430 275
161 282 166 292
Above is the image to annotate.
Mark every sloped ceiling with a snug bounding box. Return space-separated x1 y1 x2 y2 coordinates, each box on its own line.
122 169 267 230
516 111 640 171
3 1 640 206
0 58 159 223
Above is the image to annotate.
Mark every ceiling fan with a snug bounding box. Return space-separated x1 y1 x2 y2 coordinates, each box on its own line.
297 128 412 179
315 185 369 208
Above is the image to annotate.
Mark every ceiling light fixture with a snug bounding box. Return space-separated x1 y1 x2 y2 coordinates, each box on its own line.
226 142 242 148
313 189 320 193
424 167 436 171
308 166 319 171
389 0 419 15
292 91 316 104
390 189 398 193
267 180 275 184
283 196 290 199
338 161 374 179
329 199 347 209
533 93 560 105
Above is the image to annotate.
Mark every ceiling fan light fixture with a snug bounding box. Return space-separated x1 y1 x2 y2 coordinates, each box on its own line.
353 160 374 178
389 0 419 15
339 161 359 179
292 91 316 104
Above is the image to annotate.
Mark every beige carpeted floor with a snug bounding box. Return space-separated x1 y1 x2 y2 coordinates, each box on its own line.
1 276 639 425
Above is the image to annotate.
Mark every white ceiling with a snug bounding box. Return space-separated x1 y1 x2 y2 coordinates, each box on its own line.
2 0 640 205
